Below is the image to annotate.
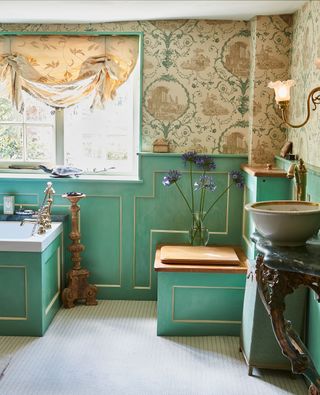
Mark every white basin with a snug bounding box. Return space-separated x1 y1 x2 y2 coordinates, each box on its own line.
245 200 320 246
0 221 63 252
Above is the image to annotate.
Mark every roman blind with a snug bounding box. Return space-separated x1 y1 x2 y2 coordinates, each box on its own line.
0 34 139 112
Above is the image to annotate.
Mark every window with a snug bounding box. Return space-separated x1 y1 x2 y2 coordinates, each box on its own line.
0 93 55 163
0 33 141 178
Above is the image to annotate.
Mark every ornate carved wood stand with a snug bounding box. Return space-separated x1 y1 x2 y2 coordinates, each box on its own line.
252 233 320 395
62 193 97 308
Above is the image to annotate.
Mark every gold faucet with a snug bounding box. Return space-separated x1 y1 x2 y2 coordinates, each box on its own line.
286 158 307 201
20 182 55 234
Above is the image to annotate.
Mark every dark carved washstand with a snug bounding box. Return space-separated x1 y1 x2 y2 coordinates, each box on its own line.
252 232 320 395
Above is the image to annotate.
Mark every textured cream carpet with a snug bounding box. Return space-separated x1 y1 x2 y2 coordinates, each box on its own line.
0 300 307 395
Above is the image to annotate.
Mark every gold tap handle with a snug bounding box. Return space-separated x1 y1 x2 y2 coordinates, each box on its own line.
44 182 55 197
44 182 55 215
298 158 307 173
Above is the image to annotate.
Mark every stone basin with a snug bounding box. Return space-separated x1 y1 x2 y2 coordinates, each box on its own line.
245 200 320 246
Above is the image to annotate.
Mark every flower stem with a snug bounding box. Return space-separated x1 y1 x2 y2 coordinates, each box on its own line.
175 182 192 213
190 162 194 213
203 183 233 221
199 171 206 215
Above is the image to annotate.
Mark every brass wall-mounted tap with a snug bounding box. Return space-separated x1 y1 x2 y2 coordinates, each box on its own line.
20 182 55 235
286 158 307 201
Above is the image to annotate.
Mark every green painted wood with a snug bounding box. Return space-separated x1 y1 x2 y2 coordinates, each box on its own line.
0 266 26 318
240 262 307 370
240 162 307 371
0 154 245 301
241 171 291 259
300 166 320 371
308 292 320 372
157 271 246 336
0 233 62 336
251 156 320 371
42 235 62 333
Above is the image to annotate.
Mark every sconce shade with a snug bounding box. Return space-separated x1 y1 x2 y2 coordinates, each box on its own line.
268 60 320 129
268 80 295 102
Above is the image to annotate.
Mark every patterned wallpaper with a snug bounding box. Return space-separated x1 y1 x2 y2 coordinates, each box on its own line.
289 1 320 168
249 15 292 164
0 17 294 159
0 20 251 154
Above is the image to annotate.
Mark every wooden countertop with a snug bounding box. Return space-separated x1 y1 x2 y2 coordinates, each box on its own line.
154 245 248 273
241 163 288 178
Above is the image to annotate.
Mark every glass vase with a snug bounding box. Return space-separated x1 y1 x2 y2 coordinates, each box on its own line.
189 212 209 246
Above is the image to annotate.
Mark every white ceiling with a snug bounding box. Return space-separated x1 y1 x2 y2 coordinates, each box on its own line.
0 1 308 24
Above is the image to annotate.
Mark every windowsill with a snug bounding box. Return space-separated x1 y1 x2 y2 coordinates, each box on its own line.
0 169 142 182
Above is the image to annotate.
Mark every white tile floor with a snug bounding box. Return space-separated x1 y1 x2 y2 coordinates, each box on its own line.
0 301 308 395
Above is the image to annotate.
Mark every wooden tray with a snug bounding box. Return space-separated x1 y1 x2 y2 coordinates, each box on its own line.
160 245 241 265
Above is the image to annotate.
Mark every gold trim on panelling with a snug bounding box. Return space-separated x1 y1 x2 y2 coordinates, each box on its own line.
45 247 61 316
133 171 230 289
0 265 28 320
241 185 251 248
80 194 122 288
171 285 244 324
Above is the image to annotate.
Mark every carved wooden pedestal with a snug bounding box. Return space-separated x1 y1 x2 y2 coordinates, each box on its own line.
252 232 320 395
62 193 97 308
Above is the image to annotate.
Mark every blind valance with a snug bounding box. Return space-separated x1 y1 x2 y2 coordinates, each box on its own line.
0 34 139 112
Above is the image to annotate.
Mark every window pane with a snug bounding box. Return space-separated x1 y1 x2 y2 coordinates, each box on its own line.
64 79 134 173
0 125 23 160
26 125 55 161
0 98 23 122
23 93 56 123
0 91 56 163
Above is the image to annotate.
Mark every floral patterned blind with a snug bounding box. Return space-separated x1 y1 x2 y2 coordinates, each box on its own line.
0 34 139 112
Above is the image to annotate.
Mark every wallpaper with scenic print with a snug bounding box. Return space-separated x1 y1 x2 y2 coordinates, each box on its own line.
289 1 320 168
0 17 293 161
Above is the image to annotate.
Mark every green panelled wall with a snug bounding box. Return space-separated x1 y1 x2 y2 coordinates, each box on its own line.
0 153 246 301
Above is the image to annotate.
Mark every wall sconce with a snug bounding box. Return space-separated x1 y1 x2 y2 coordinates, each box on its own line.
268 59 320 128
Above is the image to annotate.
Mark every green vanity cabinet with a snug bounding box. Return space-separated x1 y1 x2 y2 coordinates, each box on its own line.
240 259 307 374
240 164 306 373
0 231 63 336
241 164 291 259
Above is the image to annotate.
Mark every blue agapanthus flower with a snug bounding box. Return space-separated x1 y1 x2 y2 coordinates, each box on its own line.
162 170 182 186
194 175 217 192
182 151 198 164
195 155 216 171
230 170 245 189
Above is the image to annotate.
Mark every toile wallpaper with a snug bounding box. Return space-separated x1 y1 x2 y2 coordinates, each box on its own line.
289 1 320 168
0 17 294 160
249 15 292 164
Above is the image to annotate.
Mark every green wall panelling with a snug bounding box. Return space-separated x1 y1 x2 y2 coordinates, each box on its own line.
157 271 246 336
301 166 320 371
308 292 320 372
0 154 246 301
0 233 62 336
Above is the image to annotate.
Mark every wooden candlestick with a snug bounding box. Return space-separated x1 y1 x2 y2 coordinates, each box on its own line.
62 193 97 308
